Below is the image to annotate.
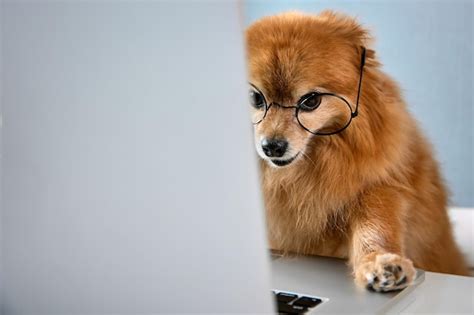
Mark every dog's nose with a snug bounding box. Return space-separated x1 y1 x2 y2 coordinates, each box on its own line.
261 138 288 158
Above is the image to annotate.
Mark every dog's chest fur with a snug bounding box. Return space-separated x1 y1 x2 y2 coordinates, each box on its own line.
261 164 353 259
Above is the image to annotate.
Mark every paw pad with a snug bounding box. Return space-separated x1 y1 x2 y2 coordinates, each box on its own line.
356 253 416 292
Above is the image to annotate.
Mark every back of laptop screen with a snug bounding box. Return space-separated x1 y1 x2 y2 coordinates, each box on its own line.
1 2 272 313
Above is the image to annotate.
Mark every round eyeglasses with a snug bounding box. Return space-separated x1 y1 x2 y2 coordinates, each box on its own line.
248 47 366 136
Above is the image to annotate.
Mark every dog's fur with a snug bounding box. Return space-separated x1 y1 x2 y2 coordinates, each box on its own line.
245 11 469 291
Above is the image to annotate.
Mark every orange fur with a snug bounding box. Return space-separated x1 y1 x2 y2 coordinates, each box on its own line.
245 11 469 291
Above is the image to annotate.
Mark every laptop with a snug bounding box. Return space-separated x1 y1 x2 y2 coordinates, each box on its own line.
1 1 423 314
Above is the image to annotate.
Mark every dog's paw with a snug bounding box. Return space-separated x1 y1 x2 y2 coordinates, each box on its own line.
355 253 416 292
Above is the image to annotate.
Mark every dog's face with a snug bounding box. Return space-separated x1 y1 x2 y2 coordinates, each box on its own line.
246 12 368 168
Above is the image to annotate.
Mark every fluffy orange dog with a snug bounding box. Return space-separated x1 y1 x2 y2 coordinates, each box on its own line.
245 11 469 292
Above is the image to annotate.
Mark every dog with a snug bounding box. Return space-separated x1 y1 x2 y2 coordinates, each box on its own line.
245 11 469 292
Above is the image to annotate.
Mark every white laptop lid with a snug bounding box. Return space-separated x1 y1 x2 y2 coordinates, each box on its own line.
1 1 272 313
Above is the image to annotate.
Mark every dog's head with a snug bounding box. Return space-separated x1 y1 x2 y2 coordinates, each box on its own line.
245 11 372 168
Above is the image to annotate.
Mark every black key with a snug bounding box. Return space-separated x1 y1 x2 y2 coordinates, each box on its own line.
276 292 298 303
293 296 322 308
277 301 307 314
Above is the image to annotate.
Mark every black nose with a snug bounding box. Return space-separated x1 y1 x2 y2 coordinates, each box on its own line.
261 138 288 158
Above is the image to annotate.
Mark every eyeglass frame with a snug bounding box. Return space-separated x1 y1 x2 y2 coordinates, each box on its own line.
249 46 366 136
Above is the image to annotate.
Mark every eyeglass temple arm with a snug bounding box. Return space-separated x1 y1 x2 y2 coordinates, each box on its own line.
353 46 367 118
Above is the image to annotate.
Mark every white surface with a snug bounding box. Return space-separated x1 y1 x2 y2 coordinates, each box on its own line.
397 272 474 314
450 208 474 268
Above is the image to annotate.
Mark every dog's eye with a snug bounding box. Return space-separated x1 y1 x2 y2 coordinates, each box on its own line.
298 93 322 111
249 90 265 109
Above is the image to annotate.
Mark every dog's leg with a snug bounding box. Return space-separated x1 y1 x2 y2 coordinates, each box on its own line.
349 187 417 292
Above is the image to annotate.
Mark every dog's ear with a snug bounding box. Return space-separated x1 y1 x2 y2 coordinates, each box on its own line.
318 10 378 67
317 10 370 45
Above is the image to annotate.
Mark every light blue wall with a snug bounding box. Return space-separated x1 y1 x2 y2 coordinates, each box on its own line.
244 0 473 207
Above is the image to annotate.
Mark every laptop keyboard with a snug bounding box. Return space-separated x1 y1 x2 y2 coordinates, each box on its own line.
273 290 322 314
